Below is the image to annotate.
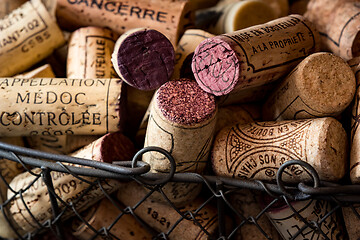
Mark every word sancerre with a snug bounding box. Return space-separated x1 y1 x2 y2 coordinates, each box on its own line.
67 0 168 23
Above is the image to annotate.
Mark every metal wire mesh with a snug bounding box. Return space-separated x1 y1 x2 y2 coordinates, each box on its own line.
0 141 359 240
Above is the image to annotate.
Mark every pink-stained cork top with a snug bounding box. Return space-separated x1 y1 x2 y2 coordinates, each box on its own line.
156 79 216 125
191 37 240 96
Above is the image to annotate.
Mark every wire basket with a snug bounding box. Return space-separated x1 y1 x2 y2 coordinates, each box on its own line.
0 141 359 240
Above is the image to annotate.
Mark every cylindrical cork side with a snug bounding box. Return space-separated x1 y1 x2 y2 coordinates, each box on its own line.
211 117 347 182
305 117 347 181
56 0 193 46
117 181 218 240
192 14 320 96
262 52 356 120
229 189 281 240
305 0 360 60
0 0 65 76
72 198 152 240
156 79 216 125
215 105 254 134
143 79 217 173
297 52 355 114
7 132 130 233
265 198 346 239
67 26 118 78
342 206 360 240
350 57 360 183
111 28 175 91
192 37 241 96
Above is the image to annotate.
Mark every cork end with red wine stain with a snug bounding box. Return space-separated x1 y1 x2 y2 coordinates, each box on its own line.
99 132 135 163
156 79 216 125
114 29 175 91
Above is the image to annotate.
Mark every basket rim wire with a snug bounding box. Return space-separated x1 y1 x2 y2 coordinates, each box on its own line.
0 141 359 239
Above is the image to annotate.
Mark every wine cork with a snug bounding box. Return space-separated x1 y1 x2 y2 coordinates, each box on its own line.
264 197 346 239
192 14 320 96
14 63 68 154
229 189 280 240
304 0 360 61
215 105 254 134
211 117 348 182
143 79 216 205
172 29 214 80
111 28 175 91
0 0 65 77
72 198 152 240
0 77 124 136
262 52 356 121
348 57 360 184
67 27 119 79
0 0 27 18
217 0 289 18
117 181 219 240
195 0 276 35
56 0 194 46
0 137 25 239
144 79 217 173
342 205 360 240
7 131 135 234
26 134 101 155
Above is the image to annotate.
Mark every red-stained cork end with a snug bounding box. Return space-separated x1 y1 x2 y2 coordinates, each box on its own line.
114 29 175 91
192 37 240 96
100 132 135 163
156 79 216 125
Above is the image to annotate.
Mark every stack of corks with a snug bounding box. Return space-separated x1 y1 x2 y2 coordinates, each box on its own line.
1 0 360 239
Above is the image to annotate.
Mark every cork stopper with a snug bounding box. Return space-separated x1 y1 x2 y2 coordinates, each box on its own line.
67 26 118 78
297 53 355 113
112 28 175 91
305 0 360 60
192 14 320 96
196 0 276 35
211 117 347 182
72 131 135 163
262 52 356 120
156 79 216 125
72 198 151 240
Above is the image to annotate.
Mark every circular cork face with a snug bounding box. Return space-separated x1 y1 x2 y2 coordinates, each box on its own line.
232 1 275 31
156 79 216 125
114 29 175 91
100 132 135 163
317 118 347 181
298 52 356 114
191 37 240 96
